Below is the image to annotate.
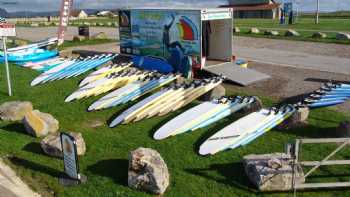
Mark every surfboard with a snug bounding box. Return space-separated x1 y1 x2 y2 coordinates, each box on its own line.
199 108 278 156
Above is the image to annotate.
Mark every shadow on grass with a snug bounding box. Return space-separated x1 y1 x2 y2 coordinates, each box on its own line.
185 162 257 193
0 123 27 135
22 142 47 156
8 156 61 178
87 159 128 186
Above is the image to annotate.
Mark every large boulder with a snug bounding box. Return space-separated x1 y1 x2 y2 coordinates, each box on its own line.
285 29 300 37
264 30 279 36
22 110 59 137
91 32 108 40
276 107 309 130
128 147 169 195
200 84 226 101
336 32 350 40
312 32 327 39
41 132 86 158
243 153 305 191
0 101 33 121
336 121 350 137
249 27 260 34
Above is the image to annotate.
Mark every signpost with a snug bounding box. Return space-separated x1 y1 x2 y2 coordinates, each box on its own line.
0 22 16 96
59 133 87 186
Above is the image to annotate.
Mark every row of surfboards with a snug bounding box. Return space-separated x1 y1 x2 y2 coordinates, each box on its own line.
30 54 117 86
299 82 350 108
151 95 296 155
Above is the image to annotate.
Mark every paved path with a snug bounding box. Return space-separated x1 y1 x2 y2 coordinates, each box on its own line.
233 37 350 75
16 27 118 42
0 159 40 197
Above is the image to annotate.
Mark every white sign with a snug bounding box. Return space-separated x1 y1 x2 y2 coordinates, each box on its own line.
0 24 16 37
61 133 80 180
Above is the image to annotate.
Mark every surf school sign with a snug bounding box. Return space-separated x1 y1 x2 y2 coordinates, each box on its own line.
0 23 16 37
60 133 80 180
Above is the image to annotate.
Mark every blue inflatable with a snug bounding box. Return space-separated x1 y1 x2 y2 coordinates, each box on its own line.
132 55 174 73
0 50 58 63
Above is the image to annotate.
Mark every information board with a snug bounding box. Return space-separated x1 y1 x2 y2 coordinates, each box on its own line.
60 133 80 180
0 23 16 37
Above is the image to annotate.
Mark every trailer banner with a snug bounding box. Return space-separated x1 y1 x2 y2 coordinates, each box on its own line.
129 10 201 75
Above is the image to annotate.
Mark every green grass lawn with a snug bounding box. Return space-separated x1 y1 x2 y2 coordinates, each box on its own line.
234 17 350 44
0 63 350 196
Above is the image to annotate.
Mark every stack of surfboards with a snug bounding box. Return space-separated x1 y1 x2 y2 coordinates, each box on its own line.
88 73 180 111
22 57 66 72
65 68 157 102
31 54 117 86
78 62 133 87
109 77 224 127
300 82 350 108
199 104 296 156
154 96 256 140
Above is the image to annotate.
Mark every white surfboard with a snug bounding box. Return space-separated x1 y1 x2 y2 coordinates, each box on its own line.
199 108 277 156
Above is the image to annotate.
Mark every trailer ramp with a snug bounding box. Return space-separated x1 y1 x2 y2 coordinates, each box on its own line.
204 62 271 86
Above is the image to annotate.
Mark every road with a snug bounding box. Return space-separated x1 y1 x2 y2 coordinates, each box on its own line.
16 27 350 75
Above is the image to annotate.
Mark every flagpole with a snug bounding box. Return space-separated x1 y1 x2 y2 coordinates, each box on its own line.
2 36 12 96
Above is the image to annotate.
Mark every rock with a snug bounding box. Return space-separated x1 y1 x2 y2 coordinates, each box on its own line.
233 26 240 33
44 22 51 26
264 30 279 36
91 22 97 26
243 153 305 191
312 32 327 39
285 29 300 37
91 32 108 40
0 101 33 121
97 22 104 26
22 110 59 137
128 147 169 195
336 32 350 40
336 121 350 137
276 107 309 130
30 23 39 27
200 85 226 101
241 96 263 114
249 27 260 34
107 22 112 26
54 22 60 26
83 22 91 26
41 132 86 158
114 22 119 27
73 35 86 42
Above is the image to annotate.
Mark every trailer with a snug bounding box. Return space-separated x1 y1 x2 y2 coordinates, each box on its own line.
118 8 270 85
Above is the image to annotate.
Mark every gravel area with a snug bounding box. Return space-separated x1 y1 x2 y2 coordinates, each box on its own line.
233 36 350 59
224 62 350 114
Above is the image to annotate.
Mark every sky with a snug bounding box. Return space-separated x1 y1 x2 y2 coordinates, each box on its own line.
1 0 350 12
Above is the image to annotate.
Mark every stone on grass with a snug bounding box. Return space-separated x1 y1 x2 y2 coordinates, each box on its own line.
73 35 86 42
249 27 260 34
0 101 33 121
285 29 300 37
241 96 263 114
200 84 226 101
97 22 105 26
264 30 279 36
107 22 113 26
114 22 119 27
336 121 350 137
312 32 327 39
30 23 39 27
276 107 309 130
91 32 108 40
83 22 91 26
336 32 350 40
128 147 169 195
41 132 86 158
22 110 59 137
233 26 240 33
91 22 97 26
243 153 305 191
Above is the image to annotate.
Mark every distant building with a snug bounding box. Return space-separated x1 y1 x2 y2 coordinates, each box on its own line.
223 0 281 19
70 10 88 18
97 11 117 17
